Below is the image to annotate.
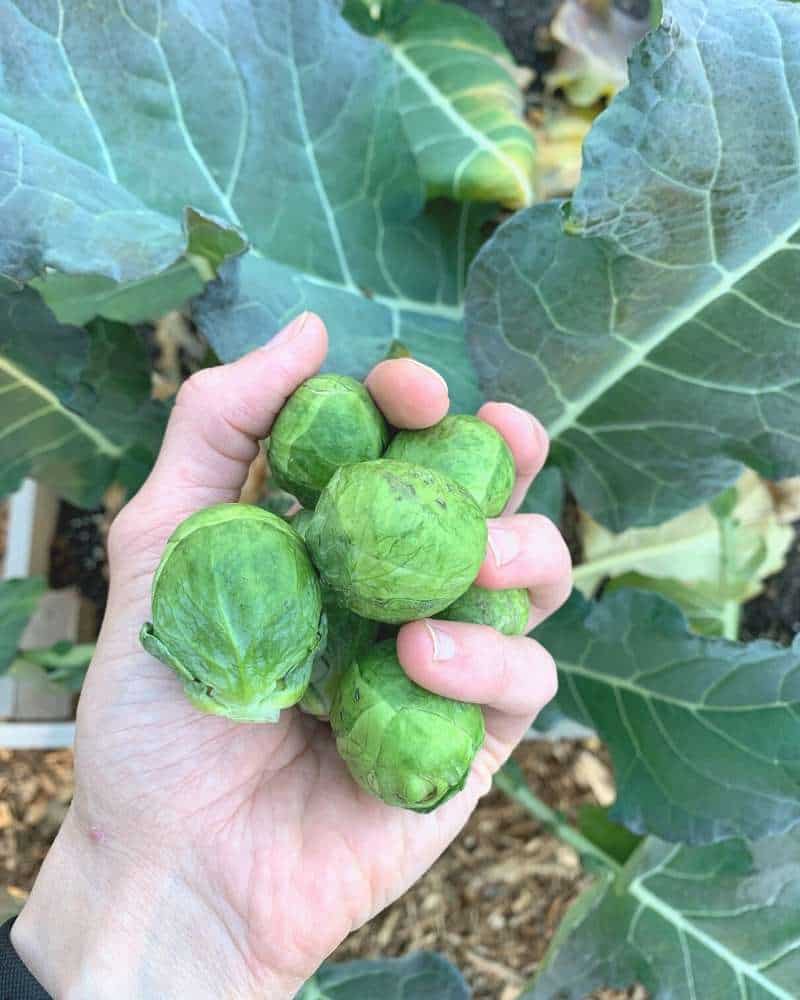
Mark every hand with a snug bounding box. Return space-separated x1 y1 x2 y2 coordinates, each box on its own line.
12 313 571 999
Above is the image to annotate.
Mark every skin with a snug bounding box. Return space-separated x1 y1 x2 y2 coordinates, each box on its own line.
11 312 572 999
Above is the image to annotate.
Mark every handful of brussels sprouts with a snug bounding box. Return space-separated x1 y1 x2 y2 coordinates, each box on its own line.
141 374 529 813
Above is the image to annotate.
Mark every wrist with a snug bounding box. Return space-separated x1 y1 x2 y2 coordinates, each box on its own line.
11 807 299 999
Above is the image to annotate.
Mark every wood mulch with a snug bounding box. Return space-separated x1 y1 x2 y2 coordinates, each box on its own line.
0 737 642 998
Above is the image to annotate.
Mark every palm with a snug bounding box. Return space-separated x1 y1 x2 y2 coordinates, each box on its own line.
76 613 480 978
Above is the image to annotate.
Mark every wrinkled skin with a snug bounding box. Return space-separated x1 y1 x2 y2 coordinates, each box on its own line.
11 314 571 1000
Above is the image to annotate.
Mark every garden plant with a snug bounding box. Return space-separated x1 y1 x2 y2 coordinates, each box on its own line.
2 0 800 995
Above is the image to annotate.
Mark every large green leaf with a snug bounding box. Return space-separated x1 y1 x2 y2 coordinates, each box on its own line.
525 832 800 999
0 0 484 409
296 952 469 999
0 282 166 506
466 0 800 530
0 577 45 674
0 0 248 320
191 2 484 411
536 588 800 844
368 1 536 208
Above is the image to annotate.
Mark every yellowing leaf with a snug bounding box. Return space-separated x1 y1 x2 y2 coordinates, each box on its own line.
531 108 595 200
546 1 649 107
574 471 794 599
386 3 537 208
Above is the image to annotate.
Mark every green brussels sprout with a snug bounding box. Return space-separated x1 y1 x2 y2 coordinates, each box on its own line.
306 460 488 623
291 508 315 536
140 503 324 723
268 374 389 508
385 414 515 516
436 585 530 635
292 508 379 719
331 641 484 812
299 597 379 719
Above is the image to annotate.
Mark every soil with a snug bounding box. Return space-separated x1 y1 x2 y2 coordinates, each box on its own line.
741 530 800 645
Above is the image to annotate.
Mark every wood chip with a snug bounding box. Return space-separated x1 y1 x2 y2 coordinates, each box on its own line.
573 749 616 805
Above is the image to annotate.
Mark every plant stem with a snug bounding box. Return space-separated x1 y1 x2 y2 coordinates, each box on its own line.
720 600 741 642
493 766 622 874
717 509 741 642
650 0 663 27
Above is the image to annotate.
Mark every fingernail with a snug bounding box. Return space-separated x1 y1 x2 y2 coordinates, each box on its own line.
406 358 449 394
487 524 520 567
424 621 457 661
262 312 310 351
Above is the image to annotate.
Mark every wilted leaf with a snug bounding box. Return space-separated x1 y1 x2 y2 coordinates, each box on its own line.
0 282 166 505
536 588 800 843
531 108 594 200
295 951 470 999
546 0 649 107
525 832 800 999
0 577 45 675
466 0 800 530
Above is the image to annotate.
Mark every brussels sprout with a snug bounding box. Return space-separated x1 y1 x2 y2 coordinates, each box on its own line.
292 509 379 719
331 641 484 812
291 508 315 537
300 597 379 719
268 375 389 508
384 414 515 516
436 585 530 635
140 503 324 723
306 460 488 623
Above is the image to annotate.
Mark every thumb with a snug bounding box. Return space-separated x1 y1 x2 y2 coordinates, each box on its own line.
120 312 327 537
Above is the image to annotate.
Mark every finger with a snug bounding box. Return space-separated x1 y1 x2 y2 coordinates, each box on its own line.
477 513 573 628
137 312 327 516
364 358 449 428
476 402 549 513
397 620 558 749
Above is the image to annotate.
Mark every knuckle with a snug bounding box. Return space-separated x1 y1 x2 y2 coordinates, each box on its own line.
536 647 559 705
528 514 572 577
176 367 221 410
106 505 137 563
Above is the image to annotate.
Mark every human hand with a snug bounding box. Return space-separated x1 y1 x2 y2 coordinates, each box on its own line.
12 313 571 999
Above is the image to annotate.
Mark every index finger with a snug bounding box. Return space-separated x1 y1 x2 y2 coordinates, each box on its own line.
364 358 450 428
476 402 550 513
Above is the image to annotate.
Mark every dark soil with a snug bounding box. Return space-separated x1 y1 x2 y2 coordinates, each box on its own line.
741 528 800 645
48 503 109 618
